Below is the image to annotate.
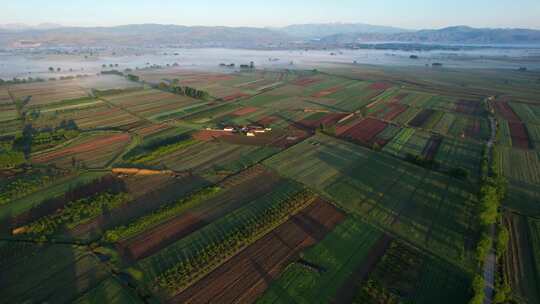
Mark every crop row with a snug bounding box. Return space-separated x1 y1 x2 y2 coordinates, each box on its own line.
104 186 222 242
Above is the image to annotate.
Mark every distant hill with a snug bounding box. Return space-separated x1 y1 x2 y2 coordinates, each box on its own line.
0 24 292 48
2 24 540 48
277 23 408 39
0 23 64 31
321 26 540 44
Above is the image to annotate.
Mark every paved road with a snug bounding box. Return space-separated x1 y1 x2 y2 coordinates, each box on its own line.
483 115 498 304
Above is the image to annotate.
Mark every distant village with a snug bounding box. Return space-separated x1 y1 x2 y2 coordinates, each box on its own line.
207 125 272 137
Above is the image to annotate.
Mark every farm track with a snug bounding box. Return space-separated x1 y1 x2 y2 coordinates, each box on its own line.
169 199 345 304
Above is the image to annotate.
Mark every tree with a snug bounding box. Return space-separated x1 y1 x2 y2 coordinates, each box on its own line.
495 226 509 258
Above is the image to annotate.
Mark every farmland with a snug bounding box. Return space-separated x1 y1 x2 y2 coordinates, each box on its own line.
1 63 539 304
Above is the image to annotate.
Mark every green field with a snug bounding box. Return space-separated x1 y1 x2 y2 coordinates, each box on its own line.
264 133 477 268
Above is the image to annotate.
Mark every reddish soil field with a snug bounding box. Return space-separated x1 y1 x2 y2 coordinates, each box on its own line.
192 130 233 141
222 93 251 102
169 199 345 304
465 119 481 139
256 116 278 126
456 100 483 115
32 133 130 163
392 93 409 102
384 104 408 121
134 124 171 138
311 86 341 98
341 118 388 145
408 109 435 128
422 136 443 160
299 113 349 129
232 107 259 116
292 78 322 86
508 122 531 149
494 101 520 122
180 74 234 85
375 103 408 121
272 127 311 148
369 82 393 90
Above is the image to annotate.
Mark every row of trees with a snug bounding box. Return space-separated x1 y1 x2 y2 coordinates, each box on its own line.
154 190 315 294
104 186 222 242
469 146 510 304
157 82 210 100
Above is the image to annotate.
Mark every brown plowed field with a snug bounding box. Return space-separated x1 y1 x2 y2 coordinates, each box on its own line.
32 133 130 163
369 82 393 90
292 78 322 86
299 113 349 129
509 122 531 149
257 116 278 126
312 86 341 98
456 100 483 115
222 93 251 101
494 101 520 122
232 107 259 116
192 130 233 141
169 199 345 304
341 118 388 145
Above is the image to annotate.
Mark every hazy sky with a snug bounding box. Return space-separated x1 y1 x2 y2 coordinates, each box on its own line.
3 0 540 29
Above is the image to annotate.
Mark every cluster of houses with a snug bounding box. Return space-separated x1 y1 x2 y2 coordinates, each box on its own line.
208 125 272 137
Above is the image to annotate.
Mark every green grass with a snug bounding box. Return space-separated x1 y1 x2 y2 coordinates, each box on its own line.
256 217 382 304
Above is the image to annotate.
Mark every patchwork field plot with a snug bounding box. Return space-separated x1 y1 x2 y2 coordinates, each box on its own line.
115 168 284 260
496 147 540 214
2 65 537 304
509 102 540 124
339 118 388 146
146 140 280 180
508 122 531 149
257 217 383 304
264 134 477 267
103 89 204 121
503 214 540 304
350 240 471 304
172 199 345 304
136 182 310 297
8 80 89 107
32 132 131 169
0 87 13 104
